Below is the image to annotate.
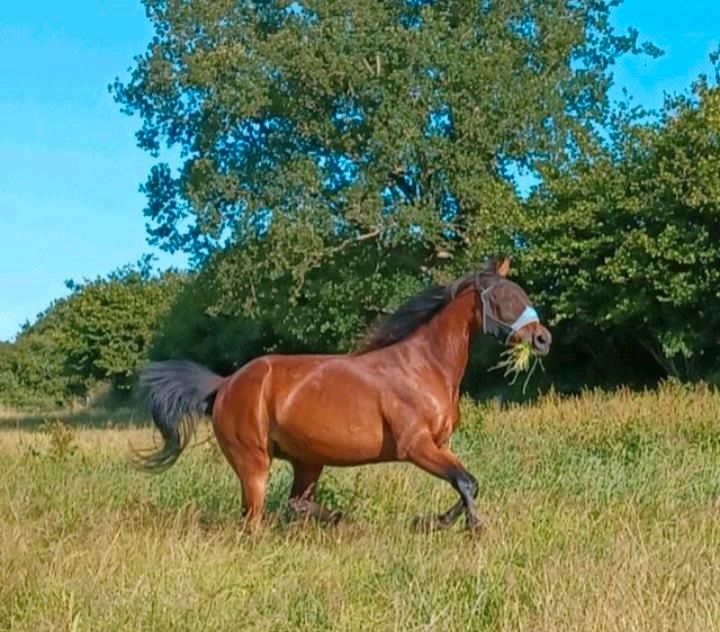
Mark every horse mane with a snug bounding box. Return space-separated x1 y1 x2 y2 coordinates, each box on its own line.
357 266 497 354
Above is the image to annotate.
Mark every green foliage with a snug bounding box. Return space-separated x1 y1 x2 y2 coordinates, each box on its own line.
0 262 186 407
10 2 719 401
113 0 649 351
0 316 76 409
208 244 430 351
149 264 272 372
517 79 720 379
60 263 186 390
150 247 428 366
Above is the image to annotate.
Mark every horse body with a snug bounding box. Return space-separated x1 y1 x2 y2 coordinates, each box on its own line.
213 289 474 471
139 259 551 531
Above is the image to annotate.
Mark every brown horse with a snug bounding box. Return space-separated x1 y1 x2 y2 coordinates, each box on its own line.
138 258 551 531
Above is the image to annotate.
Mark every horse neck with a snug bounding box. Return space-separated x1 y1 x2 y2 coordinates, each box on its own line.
409 289 479 388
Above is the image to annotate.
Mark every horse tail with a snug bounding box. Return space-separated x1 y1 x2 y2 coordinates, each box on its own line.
134 360 226 472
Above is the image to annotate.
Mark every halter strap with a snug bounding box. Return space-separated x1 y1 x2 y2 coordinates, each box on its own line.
479 283 540 343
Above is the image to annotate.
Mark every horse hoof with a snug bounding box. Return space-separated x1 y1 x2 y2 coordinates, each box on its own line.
465 513 489 534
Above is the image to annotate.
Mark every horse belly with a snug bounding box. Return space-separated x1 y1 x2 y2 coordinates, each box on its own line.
272 383 393 466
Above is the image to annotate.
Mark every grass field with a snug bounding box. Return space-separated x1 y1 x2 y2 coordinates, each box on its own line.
2 382 720 631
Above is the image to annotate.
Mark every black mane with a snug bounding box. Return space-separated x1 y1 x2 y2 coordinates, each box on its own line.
358 270 493 353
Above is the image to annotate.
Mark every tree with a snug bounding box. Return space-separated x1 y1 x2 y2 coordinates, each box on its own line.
114 0 651 351
0 326 72 408
0 261 186 407
517 73 720 379
59 263 187 390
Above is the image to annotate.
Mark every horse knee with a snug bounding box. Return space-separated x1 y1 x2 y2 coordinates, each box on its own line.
451 470 478 500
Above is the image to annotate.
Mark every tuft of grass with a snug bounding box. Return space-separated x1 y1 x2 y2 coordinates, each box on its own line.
1 381 720 630
490 341 543 393
39 420 77 461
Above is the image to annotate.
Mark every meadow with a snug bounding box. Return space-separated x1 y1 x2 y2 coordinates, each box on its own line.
2 382 720 631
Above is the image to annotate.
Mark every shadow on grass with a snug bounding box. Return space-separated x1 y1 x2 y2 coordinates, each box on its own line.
0 405 151 432
191 503 368 539
143 459 368 537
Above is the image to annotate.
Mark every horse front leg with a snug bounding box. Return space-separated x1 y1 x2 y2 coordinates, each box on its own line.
411 499 464 532
405 433 484 533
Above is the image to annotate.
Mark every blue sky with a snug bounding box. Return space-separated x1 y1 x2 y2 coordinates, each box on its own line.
0 1 718 341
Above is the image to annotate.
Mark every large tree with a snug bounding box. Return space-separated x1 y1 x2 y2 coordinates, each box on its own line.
517 74 720 380
115 0 651 350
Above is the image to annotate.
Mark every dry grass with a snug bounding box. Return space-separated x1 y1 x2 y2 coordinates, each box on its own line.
2 382 720 630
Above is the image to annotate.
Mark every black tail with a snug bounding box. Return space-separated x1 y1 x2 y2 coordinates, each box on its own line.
135 360 225 472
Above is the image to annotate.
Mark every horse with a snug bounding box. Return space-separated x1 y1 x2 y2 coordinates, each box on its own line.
138 257 551 532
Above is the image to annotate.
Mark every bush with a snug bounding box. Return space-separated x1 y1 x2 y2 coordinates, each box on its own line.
517 81 720 381
0 261 186 408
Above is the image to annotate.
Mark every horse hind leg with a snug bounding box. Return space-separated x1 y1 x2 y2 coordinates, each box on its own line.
210 360 276 529
213 407 271 528
239 451 271 527
288 462 341 525
214 438 270 528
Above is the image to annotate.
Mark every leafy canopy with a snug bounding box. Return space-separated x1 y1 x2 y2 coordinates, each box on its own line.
0 261 185 407
114 0 650 350
518 73 720 379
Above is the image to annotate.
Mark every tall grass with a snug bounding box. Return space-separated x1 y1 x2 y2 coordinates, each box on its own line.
1 382 719 630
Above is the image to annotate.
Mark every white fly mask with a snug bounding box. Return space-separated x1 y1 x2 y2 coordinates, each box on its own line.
479 283 540 344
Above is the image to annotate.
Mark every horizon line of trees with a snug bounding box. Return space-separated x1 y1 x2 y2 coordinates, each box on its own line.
3 0 720 408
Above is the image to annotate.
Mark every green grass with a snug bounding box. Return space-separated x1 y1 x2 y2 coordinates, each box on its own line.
2 382 720 630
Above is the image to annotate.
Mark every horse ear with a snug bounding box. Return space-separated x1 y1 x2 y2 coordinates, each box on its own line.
497 257 511 277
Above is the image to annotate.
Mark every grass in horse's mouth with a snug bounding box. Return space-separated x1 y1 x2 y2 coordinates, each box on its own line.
490 341 544 394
